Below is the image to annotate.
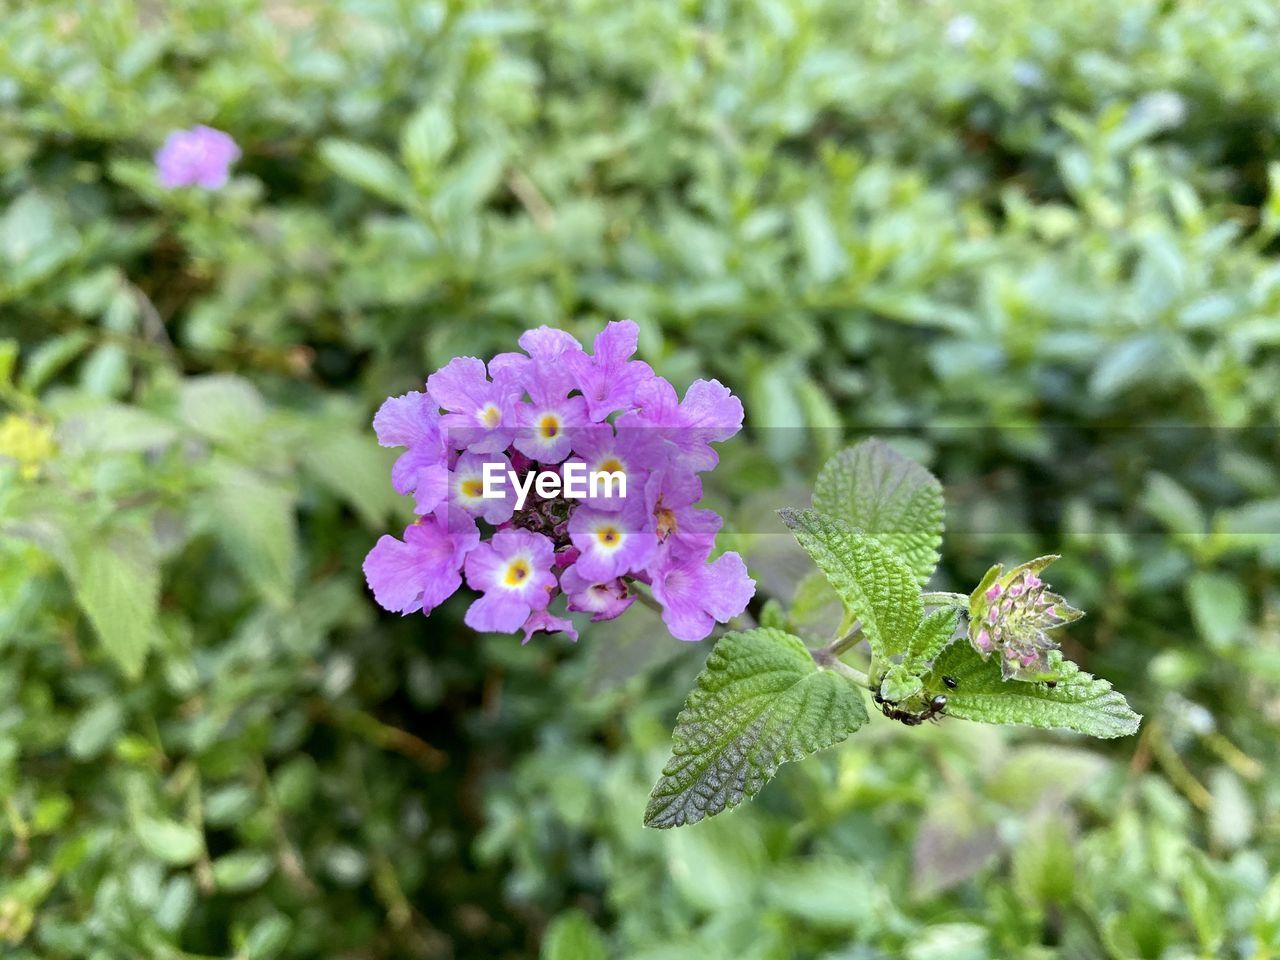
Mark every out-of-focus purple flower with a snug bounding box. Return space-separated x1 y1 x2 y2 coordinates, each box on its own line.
363 510 479 615
365 321 752 645
427 357 520 454
155 125 241 190
650 551 756 642
463 529 556 632
564 320 654 421
568 500 658 581
968 555 1083 680
521 609 579 644
560 566 636 622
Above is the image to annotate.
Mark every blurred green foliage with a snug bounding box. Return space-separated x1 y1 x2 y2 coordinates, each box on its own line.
1 0 1279 957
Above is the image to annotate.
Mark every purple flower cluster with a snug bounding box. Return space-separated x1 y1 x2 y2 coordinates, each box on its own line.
155 126 241 190
363 321 755 643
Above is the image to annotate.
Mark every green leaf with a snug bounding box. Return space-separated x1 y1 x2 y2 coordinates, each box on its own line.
178 374 266 446
136 817 204 867
878 664 923 704
779 508 922 659
67 699 126 760
401 103 455 187
794 195 847 284
923 641 1141 739
1011 812 1076 908
904 606 959 674
811 438 944 584
212 850 274 893
644 628 868 828
319 139 410 205
70 526 164 678
201 461 298 605
245 916 293 960
541 909 608 960
1186 571 1246 650
299 427 397 529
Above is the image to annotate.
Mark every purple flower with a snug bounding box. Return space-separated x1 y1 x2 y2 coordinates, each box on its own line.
967 556 1083 680
513 392 588 464
623 377 743 471
450 452 514 524
363 510 479 615
373 391 450 515
650 551 755 642
155 125 241 190
427 357 520 454
568 500 658 581
564 320 654 422
521 609 579 644
463 529 557 632
560 566 636 622
493 325 585 402
563 423 660 511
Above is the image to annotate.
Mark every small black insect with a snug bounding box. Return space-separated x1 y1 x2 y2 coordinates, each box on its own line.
941 675 958 689
1044 680 1058 689
873 674 948 725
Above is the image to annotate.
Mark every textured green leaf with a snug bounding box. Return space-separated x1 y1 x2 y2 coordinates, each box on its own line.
924 641 1141 739
779 509 922 659
71 526 163 678
811 439 944 584
904 607 960 674
644 628 868 828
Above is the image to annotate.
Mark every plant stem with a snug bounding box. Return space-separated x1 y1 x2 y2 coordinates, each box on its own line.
828 621 863 656
827 659 871 688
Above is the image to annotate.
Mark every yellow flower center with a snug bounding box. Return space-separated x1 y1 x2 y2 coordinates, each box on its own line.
596 525 621 548
480 405 502 428
461 478 484 498
504 559 531 586
597 457 624 475
539 414 560 438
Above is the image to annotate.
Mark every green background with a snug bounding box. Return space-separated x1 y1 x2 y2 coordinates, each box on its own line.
1 1 1278 957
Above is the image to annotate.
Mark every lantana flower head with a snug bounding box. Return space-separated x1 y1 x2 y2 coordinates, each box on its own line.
967 555 1083 680
363 321 755 643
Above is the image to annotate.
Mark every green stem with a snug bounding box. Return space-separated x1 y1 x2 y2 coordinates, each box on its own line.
828 621 863 656
828 660 870 688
